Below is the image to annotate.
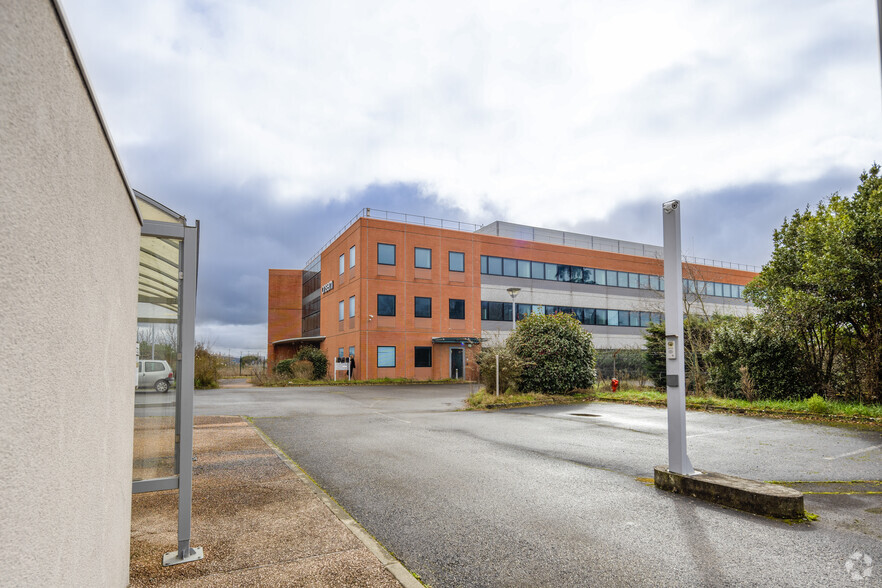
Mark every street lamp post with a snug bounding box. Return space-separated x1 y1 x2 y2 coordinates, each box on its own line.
506 287 521 331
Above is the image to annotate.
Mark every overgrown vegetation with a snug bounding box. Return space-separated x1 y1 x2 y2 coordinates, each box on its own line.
475 345 522 394
505 312 596 394
294 346 329 380
194 342 225 389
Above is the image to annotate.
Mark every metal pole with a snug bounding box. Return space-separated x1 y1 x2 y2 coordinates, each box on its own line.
877 0 882 104
495 354 499 396
662 200 695 476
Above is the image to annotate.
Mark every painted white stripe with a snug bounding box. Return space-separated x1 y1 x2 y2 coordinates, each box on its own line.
823 443 882 460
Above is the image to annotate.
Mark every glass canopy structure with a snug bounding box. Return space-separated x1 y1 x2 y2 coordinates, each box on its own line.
132 192 202 566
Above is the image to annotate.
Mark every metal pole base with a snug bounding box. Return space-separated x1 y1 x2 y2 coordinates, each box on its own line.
162 546 203 566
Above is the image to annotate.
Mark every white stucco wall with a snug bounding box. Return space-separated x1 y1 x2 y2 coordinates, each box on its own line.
0 1 141 586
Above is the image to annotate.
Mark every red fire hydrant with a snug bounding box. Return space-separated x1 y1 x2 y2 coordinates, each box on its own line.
611 378 619 392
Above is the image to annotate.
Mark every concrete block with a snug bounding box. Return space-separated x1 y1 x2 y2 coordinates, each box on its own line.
654 466 804 519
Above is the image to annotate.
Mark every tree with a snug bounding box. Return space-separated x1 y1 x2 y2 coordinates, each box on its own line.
643 316 718 394
506 312 596 394
745 165 882 401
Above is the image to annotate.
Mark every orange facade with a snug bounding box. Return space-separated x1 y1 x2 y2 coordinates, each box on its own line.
268 216 757 380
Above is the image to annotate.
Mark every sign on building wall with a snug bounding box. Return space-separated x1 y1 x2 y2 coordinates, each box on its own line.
321 281 334 294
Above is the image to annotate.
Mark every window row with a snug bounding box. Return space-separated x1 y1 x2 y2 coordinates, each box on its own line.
377 345 433 368
481 300 663 327
338 245 357 274
338 296 356 320
479 255 746 298
377 294 465 319
377 243 465 272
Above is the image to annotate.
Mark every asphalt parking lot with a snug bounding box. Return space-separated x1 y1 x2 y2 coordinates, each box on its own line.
197 385 882 587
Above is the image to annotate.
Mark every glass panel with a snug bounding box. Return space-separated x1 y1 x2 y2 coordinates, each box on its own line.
582 267 595 284
503 302 513 322
377 294 396 316
660 277 665 291
650 275 660 290
349 345 355 356
349 296 355 317
651 312 663 324
378 346 396 367
639 274 650 289
630 311 640 327
134 234 181 482
350 245 356 267
628 273 639 288
414 347 432 367
487 301 503 321
449 251 465 272
714 282 724 297
583 308 595 325
517 259 531 278
480 255 488 274
339 300 344 320
488 256 502 275
415 247 432 269
607 309 619 326
414 296 431 318
545 264 557 281
516 303 531 320
449 298 465 319
532 304 546 315
378 243 396 265
532 261 545 279
595 269 607 286
723 283 732 297
557 265 571 282
503 258 517 276
640 312 651 327
481 300 489 320
595 309 607 325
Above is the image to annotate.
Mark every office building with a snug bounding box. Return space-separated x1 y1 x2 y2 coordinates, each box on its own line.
268 210 757 381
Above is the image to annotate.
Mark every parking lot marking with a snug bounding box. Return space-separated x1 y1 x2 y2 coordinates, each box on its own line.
687 420 789 439
823 443 882 460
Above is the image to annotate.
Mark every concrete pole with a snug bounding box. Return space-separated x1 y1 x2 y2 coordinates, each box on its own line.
662 200 695 475
495 354 500 396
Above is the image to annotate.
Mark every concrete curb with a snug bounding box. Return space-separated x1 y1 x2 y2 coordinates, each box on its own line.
248 419 424 588
654 465 805 519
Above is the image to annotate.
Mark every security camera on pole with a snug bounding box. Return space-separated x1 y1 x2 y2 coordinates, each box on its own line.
662 200 696 476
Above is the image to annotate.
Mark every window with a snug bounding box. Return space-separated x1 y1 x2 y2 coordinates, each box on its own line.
378 243 396 265
449 298 465 320
338 300 344 321
650 275 660 291
595 309 607 325
449 251 465 272
545 264 557 281
517 260 531 278
480 255 488 274
349 295 355 317
339 254 345 275
531 261 545 280
607 309 619 326
348 345 355 357
349 245 356 268
488 256 502 275
628 273 639 289
377 346 396 367
714 282 724 297
502 258 517 277
415 247 432 269
595 269 607 286
377 294 396 316
338 348 344 358
723 283 732 298
414 296 432 318
414 346 432 368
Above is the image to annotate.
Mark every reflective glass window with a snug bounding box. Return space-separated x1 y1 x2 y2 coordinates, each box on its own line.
480 255 488 274
723 283 732 297
596 269 607 286
545 264 557 281
503 258 517 277
449 251 465 272
449 298 465 320
649 275 660 290
338 348 345 358
660 277 665 291
628 273 639 289
714 282 724 297
415 247 432 269
339 254 345 275
651 312 663 324
640 312 651 327
557 265 571 282
607 310 619 326
377 346 396 367
582 267 595 284
414 347 432 368
583 308 595 325
488 256 502 275
349 345 355 357
630 311 640 327
481 301 489 320
338 300 344 321
617 271 629 287
532 304 546 315
377 294 396 316
503 302 513 322
517 260 531 278
350 245 356 268
516 303 531 320
414 296 431 318
532 261 545 279
639 274 650 289
595 309 607 325
349 295 355 317
378 243 396 265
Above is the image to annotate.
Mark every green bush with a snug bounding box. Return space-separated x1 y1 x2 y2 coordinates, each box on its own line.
806 393 830 414
476 345 523 394
706 315 812 401
506 312 596 394
295 346 329 380
274 358 296 376
194 342 224 389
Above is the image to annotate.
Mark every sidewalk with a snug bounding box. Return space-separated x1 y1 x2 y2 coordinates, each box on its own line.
130 416 418 587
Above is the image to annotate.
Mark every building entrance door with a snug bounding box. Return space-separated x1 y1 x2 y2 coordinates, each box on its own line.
450 348 464 379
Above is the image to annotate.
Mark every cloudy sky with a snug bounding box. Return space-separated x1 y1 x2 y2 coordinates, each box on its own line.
61 0 881 355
